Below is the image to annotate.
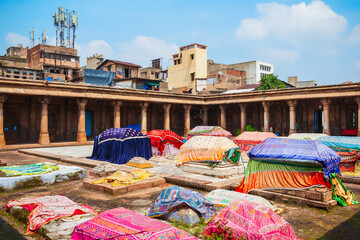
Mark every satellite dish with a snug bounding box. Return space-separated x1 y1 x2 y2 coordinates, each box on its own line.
218 71 223 75
168 86 173 91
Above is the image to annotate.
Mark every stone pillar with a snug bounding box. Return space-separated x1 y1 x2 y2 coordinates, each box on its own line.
0 95 6 147
141 102 149 134
39 97 50 145
184 105 191 136
113 101 122 128
356 97 360 136
202 106 208 125
239 103 247 133
287 100 297 135
76 99 88 143
101 102 107 132
320 98 331 135
219 105 226 129
262 102 270 132
163 103 171 130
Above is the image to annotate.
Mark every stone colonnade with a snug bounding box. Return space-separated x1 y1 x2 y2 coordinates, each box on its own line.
0 94 360 148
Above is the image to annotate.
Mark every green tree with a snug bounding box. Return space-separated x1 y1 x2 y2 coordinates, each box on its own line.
256 74 286 90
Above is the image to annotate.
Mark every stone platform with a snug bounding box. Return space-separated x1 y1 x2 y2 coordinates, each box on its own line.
0 163 86 192
9 205 95 240
179 162 245 179
249 186 338 209
83 175 166 195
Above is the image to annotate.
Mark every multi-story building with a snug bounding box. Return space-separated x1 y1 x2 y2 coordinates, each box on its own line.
167 43 207 93
96 59 141 79
208 60 273 85
27 44 80 81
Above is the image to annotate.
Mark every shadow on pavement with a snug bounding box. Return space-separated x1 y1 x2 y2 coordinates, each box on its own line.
318 211 360 240
0 216 26 240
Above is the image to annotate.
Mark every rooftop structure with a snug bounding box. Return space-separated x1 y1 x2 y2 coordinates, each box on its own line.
167 43 208 94
27 44 80 81
97 59 141 79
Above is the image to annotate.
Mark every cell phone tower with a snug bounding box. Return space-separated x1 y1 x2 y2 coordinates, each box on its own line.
53 7 78 48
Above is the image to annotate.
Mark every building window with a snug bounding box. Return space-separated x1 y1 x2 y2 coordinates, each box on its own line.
190 54 194 60
174 60 177 65
177 59 181 65
190 72 195 82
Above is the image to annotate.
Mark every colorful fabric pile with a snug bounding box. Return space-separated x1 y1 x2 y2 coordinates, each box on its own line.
177 136 241 166
288 133 328 140
0 163 59 177
318 136 360 172
71 207 198 240
204 200 299 240
92 169 152 187
6 195 96 234
148 186 216 222
146 130 183 156
90 128 152 164
187 126 232 140
205 189 283 213
233 131 278 153
236 138 340 193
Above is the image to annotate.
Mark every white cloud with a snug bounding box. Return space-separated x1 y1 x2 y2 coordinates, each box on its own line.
6 32 29 46
116 36 178 68
349 24 360 45
77 40 114 65
235 1 347 45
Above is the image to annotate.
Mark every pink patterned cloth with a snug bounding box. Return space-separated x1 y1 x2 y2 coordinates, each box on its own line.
71 207 198 240
234 131 278 153
204 200 299 240
6 195 96 234
187 126 232 140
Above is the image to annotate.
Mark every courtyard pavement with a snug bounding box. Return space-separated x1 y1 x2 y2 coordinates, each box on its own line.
0 149 359 240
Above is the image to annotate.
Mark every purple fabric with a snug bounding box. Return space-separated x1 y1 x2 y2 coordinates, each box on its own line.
98 128 146 143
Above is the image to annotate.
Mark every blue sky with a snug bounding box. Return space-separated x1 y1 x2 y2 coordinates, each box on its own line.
0 0 359 85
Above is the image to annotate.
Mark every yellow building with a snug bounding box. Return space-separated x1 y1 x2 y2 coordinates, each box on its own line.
167 43 207 93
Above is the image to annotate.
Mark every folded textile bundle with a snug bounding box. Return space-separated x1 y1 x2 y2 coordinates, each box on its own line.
177 136 241 166
0 163 59 177
92 169 152 187
148 186 216 222
6 195 96 234
204 200 299 240
71 207 198 240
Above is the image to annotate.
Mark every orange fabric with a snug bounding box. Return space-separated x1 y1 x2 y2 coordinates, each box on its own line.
236 170 331 193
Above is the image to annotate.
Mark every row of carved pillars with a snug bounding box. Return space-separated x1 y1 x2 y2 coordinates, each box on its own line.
1 95 360 147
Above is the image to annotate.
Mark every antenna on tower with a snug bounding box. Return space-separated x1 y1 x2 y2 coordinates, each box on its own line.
29 28 35 47
41 28 48 44
53 7 78 48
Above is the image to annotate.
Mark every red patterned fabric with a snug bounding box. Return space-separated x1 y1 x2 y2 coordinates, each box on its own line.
6 195 96 234
234 131 278 153
146 130 183 155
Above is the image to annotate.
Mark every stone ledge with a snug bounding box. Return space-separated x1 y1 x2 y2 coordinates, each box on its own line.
249 189 338 209
340 175 360 185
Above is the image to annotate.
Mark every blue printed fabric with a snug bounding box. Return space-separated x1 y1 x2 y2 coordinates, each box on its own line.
318 136 360 152
90 128 152 164
148 186 216 222
249 138 341 178
98 128 145 143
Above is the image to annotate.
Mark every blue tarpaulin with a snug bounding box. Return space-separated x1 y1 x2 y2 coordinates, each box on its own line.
249 138 341 178
84 69 115 86
318 136 360 151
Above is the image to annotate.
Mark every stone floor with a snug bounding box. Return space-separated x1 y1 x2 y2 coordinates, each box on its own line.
0 150 360 240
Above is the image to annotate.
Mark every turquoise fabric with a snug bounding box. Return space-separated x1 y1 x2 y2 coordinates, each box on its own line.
318 136 360 151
